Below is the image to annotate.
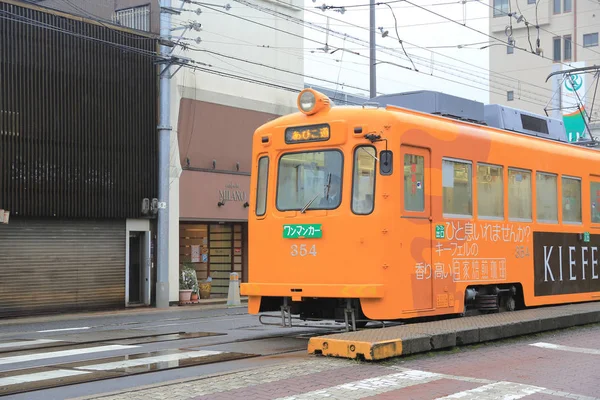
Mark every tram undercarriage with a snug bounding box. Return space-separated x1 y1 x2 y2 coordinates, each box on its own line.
256 283 524 332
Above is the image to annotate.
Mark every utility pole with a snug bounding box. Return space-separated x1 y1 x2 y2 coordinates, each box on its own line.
369 0 376 99
156 0 172 309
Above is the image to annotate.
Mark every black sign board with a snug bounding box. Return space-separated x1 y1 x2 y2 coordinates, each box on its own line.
534 231 600 296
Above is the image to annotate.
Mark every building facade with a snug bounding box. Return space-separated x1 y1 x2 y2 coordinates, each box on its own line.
32 0 305 301
172 1 304 298
489 0 600 140
0 1 158 316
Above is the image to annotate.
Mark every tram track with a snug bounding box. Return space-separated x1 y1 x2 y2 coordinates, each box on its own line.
0 319 336 397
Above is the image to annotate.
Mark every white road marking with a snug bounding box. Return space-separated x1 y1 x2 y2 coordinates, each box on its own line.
37 327 90 333
0 339 63 349
436 381 544 399
274 369 442 400
0 369 90 386
0 345 138 365
530 342 600 355
75 350 224 371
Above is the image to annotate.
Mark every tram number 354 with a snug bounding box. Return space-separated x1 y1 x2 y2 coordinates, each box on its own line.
290 244 317 257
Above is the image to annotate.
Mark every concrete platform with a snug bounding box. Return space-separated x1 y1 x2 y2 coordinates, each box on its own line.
307 302 600 361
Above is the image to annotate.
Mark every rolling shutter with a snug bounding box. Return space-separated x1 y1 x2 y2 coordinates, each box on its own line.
0 218 125 317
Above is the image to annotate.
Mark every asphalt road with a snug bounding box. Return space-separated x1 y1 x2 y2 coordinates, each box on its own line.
2 306 599 400
81 322 600 400
0 305 341 399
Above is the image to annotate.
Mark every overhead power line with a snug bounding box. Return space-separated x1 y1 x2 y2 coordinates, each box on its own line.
227 0 555 102
264 0 558 96
475 0 600 59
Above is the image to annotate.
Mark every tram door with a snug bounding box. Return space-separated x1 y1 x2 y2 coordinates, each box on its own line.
401 145 433 310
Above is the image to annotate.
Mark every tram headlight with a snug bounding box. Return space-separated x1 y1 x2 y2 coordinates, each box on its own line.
297 89 331 116
298 90 316 114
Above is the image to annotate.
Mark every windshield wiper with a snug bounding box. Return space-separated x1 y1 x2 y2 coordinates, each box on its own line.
300 173 331 213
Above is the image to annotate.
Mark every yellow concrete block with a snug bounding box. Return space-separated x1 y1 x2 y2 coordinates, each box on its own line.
307 337 403 361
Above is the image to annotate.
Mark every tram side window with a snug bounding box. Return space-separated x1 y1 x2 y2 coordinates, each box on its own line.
508 168 532 221
442 159 472 217
562 176 582 223
255 156 269 216
477 163 503 219
536 172 558 223
404 154 425 212
352 146 376 214
591 182 600 223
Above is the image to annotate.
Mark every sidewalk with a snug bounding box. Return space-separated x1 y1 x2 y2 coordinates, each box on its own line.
0 297 248 327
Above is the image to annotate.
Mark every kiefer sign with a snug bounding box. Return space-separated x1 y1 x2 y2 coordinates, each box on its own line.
534 231 600 295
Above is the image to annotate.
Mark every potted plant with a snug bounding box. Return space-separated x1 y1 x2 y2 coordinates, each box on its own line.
179 264 198 302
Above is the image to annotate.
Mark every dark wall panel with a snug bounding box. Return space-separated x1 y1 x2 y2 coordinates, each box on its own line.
0 1 158 219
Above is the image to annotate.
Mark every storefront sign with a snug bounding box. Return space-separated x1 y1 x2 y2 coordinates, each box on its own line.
0 209 8 224
191 245 200 263
219 182 247 203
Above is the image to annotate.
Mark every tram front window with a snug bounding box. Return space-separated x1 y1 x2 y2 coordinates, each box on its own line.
276 150 343 211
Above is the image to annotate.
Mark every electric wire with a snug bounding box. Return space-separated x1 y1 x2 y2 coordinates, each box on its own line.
228 0 556 102
264 0 559 96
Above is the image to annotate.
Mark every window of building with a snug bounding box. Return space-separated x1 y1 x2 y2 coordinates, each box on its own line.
493 0 509 16
442 158 472 217
276 150 343 211
404 154 425 212
564 0 572 12
536 172 558 223
179 223 245 295
564 35 572 60
507 91 514 101
591 182 600 223
477 164 503 219
553 0 561 13
584 33 599 47
508 168 532 221
553 37 561 61
352 146 376 215
562 176 582 223
255 156 269 216
113 5 151 31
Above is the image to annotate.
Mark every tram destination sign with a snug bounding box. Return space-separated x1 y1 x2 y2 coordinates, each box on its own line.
533 231 600 296
283 224 322 239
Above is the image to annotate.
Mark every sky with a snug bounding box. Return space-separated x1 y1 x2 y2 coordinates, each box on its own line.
301 0 491 103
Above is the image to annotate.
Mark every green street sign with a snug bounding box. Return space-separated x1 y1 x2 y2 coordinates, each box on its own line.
283 224 322 239
435 224 445 239
584 231 590 243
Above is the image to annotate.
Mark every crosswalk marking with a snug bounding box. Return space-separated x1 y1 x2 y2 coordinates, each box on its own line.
0 369 90 387
0 339 63 350
74 350 224 371
0 344 138 365
435 381 544 399
530 342 600 355
274 369 442 400
37 327 90 333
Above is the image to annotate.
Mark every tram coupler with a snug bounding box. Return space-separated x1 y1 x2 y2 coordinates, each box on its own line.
280 297 293 327
344 299 357 332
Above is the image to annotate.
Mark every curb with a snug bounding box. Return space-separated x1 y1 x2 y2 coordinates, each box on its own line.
0 298 248 326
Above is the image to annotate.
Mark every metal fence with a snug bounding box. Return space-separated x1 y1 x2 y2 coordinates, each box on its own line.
112 5 151 32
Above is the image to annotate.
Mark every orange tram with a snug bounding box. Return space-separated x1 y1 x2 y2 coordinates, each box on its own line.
240 87 600 329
